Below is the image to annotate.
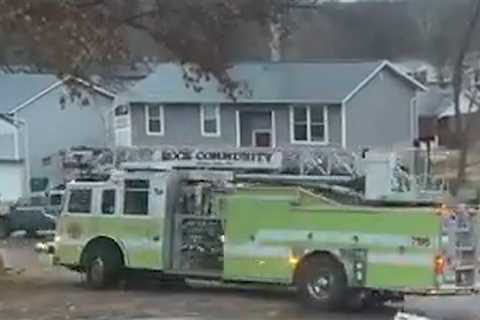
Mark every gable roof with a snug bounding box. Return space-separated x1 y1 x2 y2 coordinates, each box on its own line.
121 60 426 105
0 73 115 114
0 74 59 113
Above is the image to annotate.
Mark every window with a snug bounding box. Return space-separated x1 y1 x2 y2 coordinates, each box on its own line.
201 104 221 136
146 104 164 135
101 190 116 215
114 104 129 117
68 189 92 214
123 180 149 216
50 194 63 206
291 105 328 144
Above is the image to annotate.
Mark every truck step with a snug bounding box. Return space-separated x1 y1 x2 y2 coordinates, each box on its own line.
457 246 475 252
455 265 476 271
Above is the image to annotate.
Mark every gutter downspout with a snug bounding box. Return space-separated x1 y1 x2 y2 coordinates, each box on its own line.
12 117 31 196
341 101 347 149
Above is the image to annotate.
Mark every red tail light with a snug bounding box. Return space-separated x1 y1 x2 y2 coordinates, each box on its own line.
435 255 446 275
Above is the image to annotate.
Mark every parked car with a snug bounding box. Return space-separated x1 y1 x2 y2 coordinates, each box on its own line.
0 188 64 239
0 207 56 239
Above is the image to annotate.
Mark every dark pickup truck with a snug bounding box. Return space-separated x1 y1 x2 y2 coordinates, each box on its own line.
0 189 64 239
0 207 57 239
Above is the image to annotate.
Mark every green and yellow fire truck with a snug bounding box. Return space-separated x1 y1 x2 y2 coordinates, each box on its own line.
41 165 480 310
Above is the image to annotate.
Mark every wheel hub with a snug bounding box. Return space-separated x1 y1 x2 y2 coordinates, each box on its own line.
307 273 333 301
90 257 105 284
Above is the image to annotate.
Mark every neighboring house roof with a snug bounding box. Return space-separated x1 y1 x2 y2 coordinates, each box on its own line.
438 93 479 118
417 85 480 119
394 59 443 84
0 73 115 115
416 86 452 117
0 74 59 113
120 60 426 105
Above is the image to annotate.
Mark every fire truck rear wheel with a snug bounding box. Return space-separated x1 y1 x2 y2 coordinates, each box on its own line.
295 254 348 310
85 243 123 289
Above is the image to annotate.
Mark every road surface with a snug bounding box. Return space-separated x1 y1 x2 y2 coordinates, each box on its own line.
1 238 479 320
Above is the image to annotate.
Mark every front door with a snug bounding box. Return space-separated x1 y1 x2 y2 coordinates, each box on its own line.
239 111 274 148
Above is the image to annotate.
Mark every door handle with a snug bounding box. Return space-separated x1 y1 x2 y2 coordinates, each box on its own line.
153 236 161 242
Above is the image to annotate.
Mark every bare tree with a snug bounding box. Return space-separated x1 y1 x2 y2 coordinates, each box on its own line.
451 0 480 195
0 0 305 95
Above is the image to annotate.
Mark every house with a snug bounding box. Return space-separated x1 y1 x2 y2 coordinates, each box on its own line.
416 86 480 149
114 61 425 155
0 114 26 201
114 61 427 154
0 73 115 192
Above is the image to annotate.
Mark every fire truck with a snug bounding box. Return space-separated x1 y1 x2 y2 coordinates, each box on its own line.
39 148 480 310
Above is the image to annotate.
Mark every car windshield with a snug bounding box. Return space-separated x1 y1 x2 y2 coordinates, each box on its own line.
50 195 63 206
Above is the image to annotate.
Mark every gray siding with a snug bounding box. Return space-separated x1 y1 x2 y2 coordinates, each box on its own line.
0 133 15 159
346 70 416 151
131 104 237 147
17 86 113 185
131 103 342 148
0 119 17 159
328 107 342 147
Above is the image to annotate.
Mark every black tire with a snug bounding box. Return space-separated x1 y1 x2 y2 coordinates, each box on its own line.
25 229 38 239
0 220 10 239
84 243 123 289
296 255 348 310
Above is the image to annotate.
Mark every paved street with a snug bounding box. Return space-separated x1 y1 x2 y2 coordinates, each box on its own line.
1 238 479 320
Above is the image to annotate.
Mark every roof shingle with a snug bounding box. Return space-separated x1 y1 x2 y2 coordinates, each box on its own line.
121 61 386 104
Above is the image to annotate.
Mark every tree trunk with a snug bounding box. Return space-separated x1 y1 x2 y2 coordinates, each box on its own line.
452 0 480 196
456 139 469 195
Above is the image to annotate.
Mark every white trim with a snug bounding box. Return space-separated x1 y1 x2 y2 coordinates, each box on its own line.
200 104 221 137
341 60 428 105
235 110 241 148
342 62 386 104
384 61 428 92
9 80 65 114
410 96 418 144
341 101 347 149
71 77 116 99
145 104 165 136
12 125 19 160
11 117 31 194
115 128 132 147
289 105 329 145
130 99 341 105
9 76 115 114
237 110 276 148
271 110 277 148
114 104 132 147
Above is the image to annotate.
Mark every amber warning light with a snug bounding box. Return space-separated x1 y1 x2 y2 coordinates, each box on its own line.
434 255 446 276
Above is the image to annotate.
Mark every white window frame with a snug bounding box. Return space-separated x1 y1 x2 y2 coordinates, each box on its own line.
290 105 329 145
145 104 165 136
200 104 221 137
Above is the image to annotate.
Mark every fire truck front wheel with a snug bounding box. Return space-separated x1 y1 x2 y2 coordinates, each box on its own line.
83 241 124 289
295 254 348 310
